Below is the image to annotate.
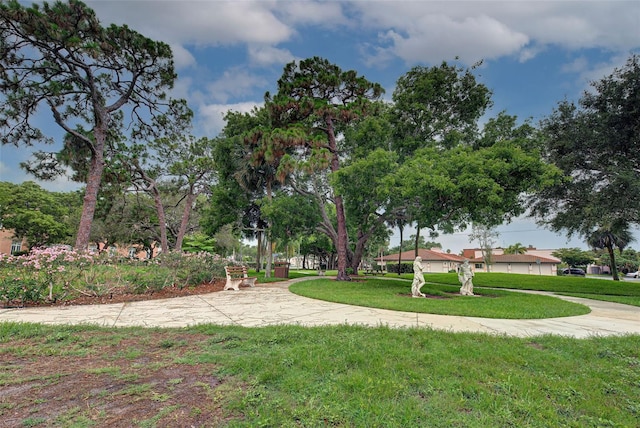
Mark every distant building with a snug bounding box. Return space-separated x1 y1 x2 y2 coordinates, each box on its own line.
0 229 28 255
463 246 561 276
469 254 560 275
376 248 465 273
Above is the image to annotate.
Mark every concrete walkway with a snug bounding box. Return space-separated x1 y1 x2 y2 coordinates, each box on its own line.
1 277 639 338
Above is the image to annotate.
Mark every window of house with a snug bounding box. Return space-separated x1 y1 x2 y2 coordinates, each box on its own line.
475 263 483 269
10 241 21 254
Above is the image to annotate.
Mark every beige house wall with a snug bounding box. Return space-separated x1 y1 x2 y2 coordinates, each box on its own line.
475 261 558 276
0 229 28 255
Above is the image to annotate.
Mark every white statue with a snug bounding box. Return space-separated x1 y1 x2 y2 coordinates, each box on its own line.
411 256 426 297
458 259 474 296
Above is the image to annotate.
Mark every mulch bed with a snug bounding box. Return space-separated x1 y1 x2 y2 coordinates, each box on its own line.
2 279 227 308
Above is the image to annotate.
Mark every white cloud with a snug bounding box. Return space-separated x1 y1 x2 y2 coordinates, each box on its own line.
0 148 80 191
580 54 633 93
198 101 262 136
519 3 640 51
351 1 640 65
561 56 590 74
87 1 640 67
248 45 296 67
206 69 268 104
518 45 545 63
559 53 634 95
378 14 529 65
171 44 196 69
277 1 348 27
90 1 294 46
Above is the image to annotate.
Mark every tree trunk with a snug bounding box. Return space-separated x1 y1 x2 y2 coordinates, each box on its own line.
75 142 105 250
265 232 272 278
150 183 169 254
607 245 620 281
264 181 273 278
327 118 350 281
414 225 421 257
397 225 404 276
175 191 196 251
351 231 367 273
255 231 262 272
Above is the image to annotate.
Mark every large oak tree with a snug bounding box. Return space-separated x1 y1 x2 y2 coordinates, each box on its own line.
259 57 384 280
0 0 189 250
531 54 640 278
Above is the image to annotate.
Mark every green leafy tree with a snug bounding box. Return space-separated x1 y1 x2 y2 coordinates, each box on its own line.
393 141 557 242
0 0 190 250
587 222 634 281
165 136 218 251
335 104 397 270
299 233 335 270
390 62 491 251
212 109 277 274
469 224 499 270
391 61 492 157
531 54 640 261
331 148 398 272
597 248 640 274
261 193 321 248
387 237 441 254
504 243 527 255
0 182 76 248
257 57 384 280
181 233 217 253
551 248 595 269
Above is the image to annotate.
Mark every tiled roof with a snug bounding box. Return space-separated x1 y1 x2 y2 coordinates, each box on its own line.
377 248 465 262
470 254 560 264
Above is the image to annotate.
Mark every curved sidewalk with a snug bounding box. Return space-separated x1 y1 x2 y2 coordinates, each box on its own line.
1 278 639 338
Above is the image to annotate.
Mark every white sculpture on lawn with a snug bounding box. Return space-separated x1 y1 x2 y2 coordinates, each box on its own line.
411 256 426 298
458 259 475 296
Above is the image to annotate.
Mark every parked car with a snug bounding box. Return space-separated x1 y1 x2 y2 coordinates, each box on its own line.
561 268 586 276
626 271 639 278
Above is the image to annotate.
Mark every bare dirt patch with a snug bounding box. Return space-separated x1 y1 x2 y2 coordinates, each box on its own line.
63 280 227 306
1 282 247 426
0 330 242 427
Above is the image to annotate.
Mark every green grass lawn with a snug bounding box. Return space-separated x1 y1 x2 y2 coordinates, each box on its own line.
2 322 639 427
2 270 640 426
287 271 640 312
422 272 640 296
289 278 590 319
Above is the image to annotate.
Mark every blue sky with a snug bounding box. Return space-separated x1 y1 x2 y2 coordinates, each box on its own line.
1 0 639 253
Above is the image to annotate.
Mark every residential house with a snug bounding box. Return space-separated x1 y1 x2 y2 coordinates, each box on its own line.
0 229 28 255
464 247 561 276
376 248 465 273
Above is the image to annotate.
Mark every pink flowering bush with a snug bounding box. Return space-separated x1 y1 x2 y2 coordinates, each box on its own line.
1 247 226 306
0 254 41 305
0 247 96 306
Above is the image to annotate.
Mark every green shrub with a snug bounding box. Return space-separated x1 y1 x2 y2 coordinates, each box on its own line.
387 262 413 274
155 251 225 289
0 249 228 305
